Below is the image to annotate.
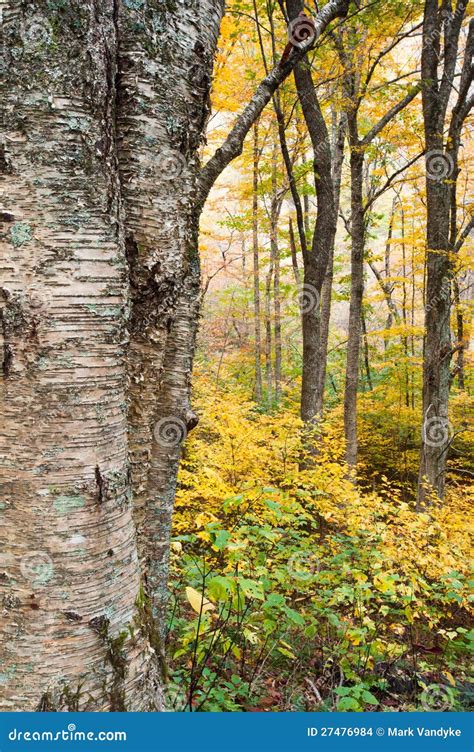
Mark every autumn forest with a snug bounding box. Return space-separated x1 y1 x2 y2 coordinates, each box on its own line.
0 0 472 715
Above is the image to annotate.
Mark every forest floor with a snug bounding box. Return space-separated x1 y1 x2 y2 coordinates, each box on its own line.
165 367 473 712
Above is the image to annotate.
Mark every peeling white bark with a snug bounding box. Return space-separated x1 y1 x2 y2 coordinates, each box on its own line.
0 0 159 711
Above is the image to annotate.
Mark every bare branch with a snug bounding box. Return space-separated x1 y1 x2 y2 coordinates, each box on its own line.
361 85 421 146
195 0 350 209
361 19 423 99
453 215 474 254
364 151 425 210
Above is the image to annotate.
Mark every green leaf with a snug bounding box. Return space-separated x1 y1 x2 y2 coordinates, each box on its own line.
265 593 285 608
208 575 232 601
337 696 360 711
362 690 378 705
213 529 231 550
334 686 351 696
284 607 305 626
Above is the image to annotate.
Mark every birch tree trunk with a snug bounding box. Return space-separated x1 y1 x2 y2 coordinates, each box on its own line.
115 0 224 634
0 0 159 711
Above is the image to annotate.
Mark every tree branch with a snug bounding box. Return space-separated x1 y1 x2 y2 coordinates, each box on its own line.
195 0 350 209
361 18 423 100
361 84 421 146
365 151 425 210
454 215 474 254
439 0 469 116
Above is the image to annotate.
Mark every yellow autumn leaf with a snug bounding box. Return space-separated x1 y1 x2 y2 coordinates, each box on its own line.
443 671 456 687
185 587 215 614
373 573 396 593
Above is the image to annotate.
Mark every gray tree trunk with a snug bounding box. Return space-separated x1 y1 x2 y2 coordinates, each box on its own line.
344 148 365 468
316 115 346 414
418 0 470 505
271 142 282 401
252 123 263 402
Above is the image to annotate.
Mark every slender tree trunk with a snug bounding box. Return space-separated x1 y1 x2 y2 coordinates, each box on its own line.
271 143 282 401
418 179 452 504
252 123 263 403
361 311 373 391
401 207 411 408
334 19 422 472
289 219 302 287
411 222 416 411
265 261 274 402
344 148 365 469
303 191 311 238
453 278 465 390
316 116 346 413
288 20 337 424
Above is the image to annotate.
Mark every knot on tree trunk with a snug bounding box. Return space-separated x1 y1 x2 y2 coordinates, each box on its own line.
184 409 199 433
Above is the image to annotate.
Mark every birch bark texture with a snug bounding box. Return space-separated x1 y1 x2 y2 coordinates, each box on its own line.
0 0 223 711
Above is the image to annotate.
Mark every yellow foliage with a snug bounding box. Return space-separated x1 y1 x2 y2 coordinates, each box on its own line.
176 372 472 591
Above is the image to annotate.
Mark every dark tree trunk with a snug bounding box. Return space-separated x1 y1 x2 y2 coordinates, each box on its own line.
316 116 346 413
252 123 263 403
288 0 337 426
271 143 282 401
344 148 365 468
